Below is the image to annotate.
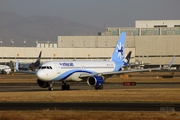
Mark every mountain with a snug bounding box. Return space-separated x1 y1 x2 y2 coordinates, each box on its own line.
0 12 104 47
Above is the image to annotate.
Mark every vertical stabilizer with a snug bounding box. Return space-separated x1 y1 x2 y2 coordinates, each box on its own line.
29 51 42 71
111 32 126 63
38 51 42 62
123 51 132 66
34 51 42 65
111 32 126 71
169 55 175 70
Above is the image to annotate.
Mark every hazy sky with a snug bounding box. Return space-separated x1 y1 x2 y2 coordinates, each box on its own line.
0 0 180 28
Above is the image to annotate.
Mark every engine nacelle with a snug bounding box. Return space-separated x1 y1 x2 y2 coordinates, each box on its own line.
87 76 104 87
37 79 49 88
1 69 6 74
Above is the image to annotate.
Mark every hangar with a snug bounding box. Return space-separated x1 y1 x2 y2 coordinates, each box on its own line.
0 20 180 69
58 20 180 68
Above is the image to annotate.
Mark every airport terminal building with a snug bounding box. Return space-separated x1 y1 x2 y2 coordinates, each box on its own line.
1 20 180 69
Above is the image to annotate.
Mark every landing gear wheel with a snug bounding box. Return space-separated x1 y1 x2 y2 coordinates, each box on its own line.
95 85 103 90
48 87 54 91
62 85 65 90
66 85 70 90
48 83 54 91
99 85 103 90
62 85 70 90
95 87 99 90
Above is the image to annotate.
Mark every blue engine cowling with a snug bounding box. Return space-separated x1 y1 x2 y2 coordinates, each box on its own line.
87 76 104 87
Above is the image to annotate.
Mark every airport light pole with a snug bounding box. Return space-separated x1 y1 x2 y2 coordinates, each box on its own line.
24 39 26 47
0 39 2 46
36 40 38 47
11 39 14 47
47 41 50 47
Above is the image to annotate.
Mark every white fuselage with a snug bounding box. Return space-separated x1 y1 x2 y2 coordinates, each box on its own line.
36 60 117 82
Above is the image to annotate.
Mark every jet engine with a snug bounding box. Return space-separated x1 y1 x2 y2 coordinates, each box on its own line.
37 79 49 88
1 69 6 74
87 76 104 87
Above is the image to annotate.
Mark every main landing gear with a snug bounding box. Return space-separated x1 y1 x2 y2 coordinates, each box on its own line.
47 81 70 91
95 85 103 90
62 81 70 90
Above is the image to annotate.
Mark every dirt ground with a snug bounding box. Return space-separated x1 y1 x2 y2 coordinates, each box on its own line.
0 111 180 120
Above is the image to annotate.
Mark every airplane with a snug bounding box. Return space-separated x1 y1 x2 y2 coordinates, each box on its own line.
29 51 42 71
0 65 12 74
16 32 159 91
18 51 42 71
122 51 149 70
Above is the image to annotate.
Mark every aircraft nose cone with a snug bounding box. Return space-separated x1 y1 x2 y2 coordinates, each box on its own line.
36 70 45 80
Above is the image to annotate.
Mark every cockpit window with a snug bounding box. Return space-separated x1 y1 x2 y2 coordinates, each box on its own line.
41 66 47 69
39 66 53 69
47 66 52 69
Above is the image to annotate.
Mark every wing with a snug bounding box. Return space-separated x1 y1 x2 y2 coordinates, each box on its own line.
79 68 161 78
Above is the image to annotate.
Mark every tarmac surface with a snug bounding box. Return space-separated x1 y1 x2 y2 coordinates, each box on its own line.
0 102 179 111
0 82 180 92
0 82 180 111
0 72 180 111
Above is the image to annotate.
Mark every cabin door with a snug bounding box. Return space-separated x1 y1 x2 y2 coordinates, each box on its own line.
54 63 61 74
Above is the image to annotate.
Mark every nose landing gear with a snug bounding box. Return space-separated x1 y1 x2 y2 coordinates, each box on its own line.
48 82 55 91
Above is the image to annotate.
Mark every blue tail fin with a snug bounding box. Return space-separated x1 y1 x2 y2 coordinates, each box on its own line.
111 32 126 63
111 32 126 71
169 55 175 68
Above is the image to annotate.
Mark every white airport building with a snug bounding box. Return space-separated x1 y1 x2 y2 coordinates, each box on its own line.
1 20 180 69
